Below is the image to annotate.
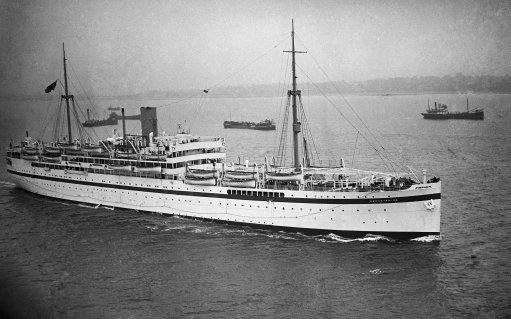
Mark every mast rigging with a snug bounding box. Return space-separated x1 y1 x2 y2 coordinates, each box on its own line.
283 19 306 170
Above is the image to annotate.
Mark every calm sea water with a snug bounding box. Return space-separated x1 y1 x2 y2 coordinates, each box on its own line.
0 93 510 318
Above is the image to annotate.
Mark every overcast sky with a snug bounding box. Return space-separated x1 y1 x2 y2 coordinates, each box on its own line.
0 0 510 96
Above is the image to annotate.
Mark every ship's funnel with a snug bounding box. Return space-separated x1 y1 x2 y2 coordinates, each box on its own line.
140 107 158 143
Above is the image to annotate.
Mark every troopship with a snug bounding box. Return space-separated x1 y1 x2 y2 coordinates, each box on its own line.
6 23 441 240
421 98 484 120
223 119 276 130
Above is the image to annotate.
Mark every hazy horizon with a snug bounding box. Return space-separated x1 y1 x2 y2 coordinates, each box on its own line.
1 0 510 97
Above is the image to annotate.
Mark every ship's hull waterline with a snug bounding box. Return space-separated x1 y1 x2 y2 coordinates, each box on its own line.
7 159 441 239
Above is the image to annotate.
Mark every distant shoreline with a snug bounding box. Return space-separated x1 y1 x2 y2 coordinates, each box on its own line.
3 73 510 101
2 91 511 102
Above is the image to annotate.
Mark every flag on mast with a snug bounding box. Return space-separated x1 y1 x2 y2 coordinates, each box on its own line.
44 80 58 93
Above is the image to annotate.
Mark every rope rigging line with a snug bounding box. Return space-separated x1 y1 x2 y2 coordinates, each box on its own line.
295 63 395 173
297 95 321 165
295 35 408 173
272 49 291 156
157 35 289 108
72 98 100 140
272 53 292 158
352 131 359 166
69 61 96 114
39 95 57 141
66 86 99 141
275 96 291 166
52 91 63 142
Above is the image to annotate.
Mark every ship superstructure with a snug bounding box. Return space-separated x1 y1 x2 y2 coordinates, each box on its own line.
6 23 441 239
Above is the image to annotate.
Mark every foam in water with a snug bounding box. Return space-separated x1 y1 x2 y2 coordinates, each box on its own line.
316 233 394 243
77 204 100 209
410 235 441 242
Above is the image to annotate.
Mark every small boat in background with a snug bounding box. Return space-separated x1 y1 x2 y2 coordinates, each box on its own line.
223 119 276 130
422 98 484 120
82 109 141 127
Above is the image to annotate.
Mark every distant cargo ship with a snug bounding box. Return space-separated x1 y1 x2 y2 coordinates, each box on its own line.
421 98 484 120
223 119 276 130
82 109 141 127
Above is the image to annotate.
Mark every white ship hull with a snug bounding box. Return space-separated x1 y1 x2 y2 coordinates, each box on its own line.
7 158 440 239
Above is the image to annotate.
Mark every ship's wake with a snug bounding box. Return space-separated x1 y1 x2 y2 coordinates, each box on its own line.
0 180 16 188
317 233 394 243
143 218 403 243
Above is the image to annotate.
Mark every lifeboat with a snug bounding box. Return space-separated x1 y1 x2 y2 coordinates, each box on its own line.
224 170 258 180
63 147 84 155
60 144 82 154
222 178 257 188
21 155 39 161
59 144 80 150
90 163 109 170
186 168 219 179
22 147 38 155
265 172 303 182
43 147 62 156
41 156 62 163
184 175 216 186
143 154 166 161
116 152 139 159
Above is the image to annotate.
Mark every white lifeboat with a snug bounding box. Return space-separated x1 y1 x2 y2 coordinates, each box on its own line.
224 170 258 180
222 178 257 188
184 176 216 186
265 172 303 182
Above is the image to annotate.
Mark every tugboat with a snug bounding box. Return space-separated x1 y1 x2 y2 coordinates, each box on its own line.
421 98 484 120
223 119 276 130
6 22 441 240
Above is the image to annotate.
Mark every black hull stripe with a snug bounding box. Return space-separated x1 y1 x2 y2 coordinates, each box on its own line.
7 169 441 205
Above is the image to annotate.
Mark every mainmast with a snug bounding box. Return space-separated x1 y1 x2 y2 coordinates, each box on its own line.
284 19 306 170
62 43 73 144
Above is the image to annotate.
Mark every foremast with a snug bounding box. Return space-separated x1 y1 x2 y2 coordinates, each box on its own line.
284 19 306 170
